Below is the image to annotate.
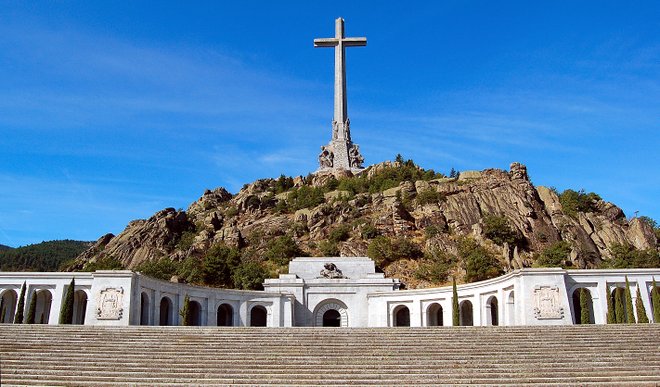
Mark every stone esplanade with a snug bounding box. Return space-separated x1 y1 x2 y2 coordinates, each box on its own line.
315 17 365 173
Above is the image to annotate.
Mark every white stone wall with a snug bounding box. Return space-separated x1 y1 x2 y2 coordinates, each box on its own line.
1 267 659 327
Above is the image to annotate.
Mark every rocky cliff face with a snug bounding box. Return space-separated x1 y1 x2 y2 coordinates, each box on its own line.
71 162 658 288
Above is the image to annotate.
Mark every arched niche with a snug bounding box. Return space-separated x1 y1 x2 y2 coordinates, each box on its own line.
0 289 18 323
159 297 173 326
314 300 348 328
427 303 443 327
459 300 473 326
217 303 234 327
250 305 268 327
393 305 410 327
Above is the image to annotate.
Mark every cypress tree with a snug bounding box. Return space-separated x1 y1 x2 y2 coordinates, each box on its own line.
606 287 615 324
452 277 459 326
652 278 660 323
59 278 75 324
179 294 192 326
580 288 591 324
25 291 37 324
624 276 636 323
14 281 26 324
614 288 624 324
635 286 649 323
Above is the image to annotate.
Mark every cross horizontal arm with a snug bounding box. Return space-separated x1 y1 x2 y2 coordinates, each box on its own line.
314 38 339 47
343 38 367 47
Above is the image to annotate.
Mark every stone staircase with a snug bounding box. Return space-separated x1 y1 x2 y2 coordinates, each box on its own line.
1 324 659 386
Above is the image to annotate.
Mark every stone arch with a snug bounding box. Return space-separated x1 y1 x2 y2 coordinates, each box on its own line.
0 289 18 323
314 300 348 327
459 300 473 326
393 305 410 327
651 286 660 322
249 305 268 327
140 292 150 326
159 297 173 326
217 303 234 326
571 288 594 324
72 290 88 325
506 291 515 326
189 300 202 326
34 289 53 324
486 296 498 326
427 303 443 326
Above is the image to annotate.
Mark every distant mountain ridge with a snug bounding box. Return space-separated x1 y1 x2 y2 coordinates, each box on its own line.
0 244 13 251
68 160 659 289
0 240 92 272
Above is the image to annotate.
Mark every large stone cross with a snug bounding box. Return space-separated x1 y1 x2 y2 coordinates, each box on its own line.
314 18 366 172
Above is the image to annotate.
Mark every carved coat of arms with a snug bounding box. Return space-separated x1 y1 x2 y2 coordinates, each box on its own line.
96 287 124 320
533 285 564 320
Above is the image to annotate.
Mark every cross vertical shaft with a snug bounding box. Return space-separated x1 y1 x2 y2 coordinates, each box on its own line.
314 18 366 171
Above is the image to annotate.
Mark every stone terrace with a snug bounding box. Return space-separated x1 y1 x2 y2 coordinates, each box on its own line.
1 324 659 386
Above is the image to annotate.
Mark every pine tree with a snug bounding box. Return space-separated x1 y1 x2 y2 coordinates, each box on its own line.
580 288 591 324
59 278 75 324
614 288 624 324
452 277 459 326
25 291 37 324
625 276 636 323
14 281 26 324
652 278 660 323
635 286 649 323
606 287 615 324
179 294 192 326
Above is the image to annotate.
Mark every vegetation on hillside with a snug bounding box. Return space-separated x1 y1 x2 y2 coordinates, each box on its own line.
0 240 91 272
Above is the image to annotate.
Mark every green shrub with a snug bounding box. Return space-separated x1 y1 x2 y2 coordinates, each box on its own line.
272 175 294 194
458 237 503 283
360 224 379 240
614 288 625 324
14 281 26 324
580 288 591 324
605 243 660 269
483 214 519 246
329 224 351 243
176 231 196 251
415 248 456 283
82 256 124 272
177 256 203 284
264 235 304 266
535 241 572 268
636 286 649 323
558 189 601 218
135 257 179 281
25 292 37 324
424 225 440 239
179 294 191 326
319 240 340 256
606 287 615 324
287 186 325 211
452 277 459 326
232 262 267 290
417 189 445 206
225 206 239 218
202 244 241 287
367 236 422 267
59 278 75 324
652 278 660 323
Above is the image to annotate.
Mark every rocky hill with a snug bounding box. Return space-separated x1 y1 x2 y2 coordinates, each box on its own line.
67 160 659 289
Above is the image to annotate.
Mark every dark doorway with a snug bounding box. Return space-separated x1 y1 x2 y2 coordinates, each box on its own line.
489 297 498 326
460 300 473 326
189 301 202 326
250 306 267 327
394 306 410 327
217 303 233 326
159 297 172 326
322 309 341 327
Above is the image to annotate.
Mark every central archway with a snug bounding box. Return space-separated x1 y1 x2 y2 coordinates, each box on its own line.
314 300 348 327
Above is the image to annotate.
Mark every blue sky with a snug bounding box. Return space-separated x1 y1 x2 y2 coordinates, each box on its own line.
1 1 658 247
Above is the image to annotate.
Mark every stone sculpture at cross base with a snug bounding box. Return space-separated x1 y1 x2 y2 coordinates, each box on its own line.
315 17 366 173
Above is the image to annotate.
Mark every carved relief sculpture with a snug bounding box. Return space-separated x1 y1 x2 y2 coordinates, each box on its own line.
318 146 334 168
533 285 564 319
319 262 348 279
96 287 124 320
